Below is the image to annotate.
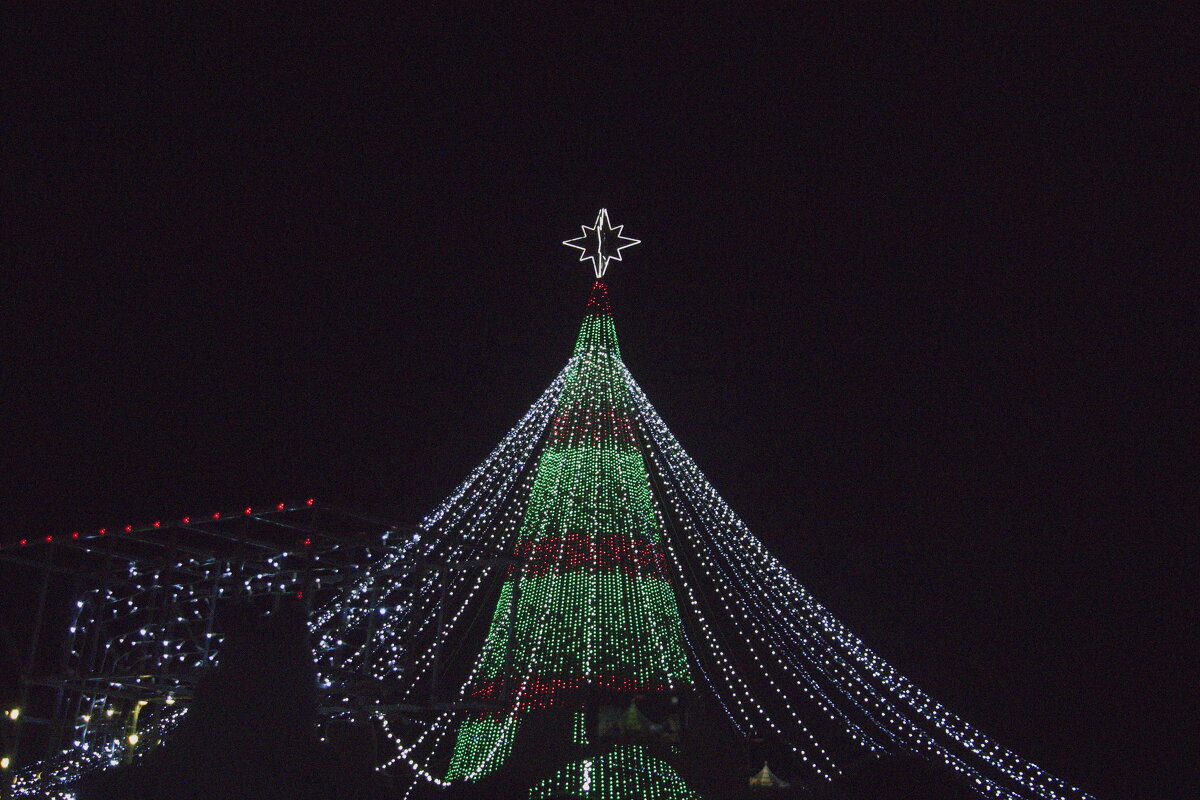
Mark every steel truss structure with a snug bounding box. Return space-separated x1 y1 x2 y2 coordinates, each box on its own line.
0 499 488 791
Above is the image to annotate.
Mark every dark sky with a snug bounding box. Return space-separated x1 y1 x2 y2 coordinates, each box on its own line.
3 5 1192 799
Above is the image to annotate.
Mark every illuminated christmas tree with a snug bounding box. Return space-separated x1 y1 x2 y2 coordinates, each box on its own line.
10 211 1096 800
445 273 698 798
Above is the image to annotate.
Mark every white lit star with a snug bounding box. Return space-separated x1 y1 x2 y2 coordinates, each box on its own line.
563 208 640 279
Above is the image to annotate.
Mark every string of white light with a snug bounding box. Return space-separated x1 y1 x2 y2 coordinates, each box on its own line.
624 369 1092 800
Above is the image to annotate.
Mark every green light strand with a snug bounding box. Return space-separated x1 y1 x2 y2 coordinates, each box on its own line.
529 745 703 800
448 288 696 793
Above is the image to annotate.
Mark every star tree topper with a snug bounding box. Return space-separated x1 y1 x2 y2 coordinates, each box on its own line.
563 208 641 278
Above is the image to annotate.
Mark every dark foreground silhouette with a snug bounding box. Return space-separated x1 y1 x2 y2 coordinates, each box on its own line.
77 600 390 800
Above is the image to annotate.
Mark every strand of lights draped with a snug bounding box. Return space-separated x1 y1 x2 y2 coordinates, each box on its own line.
623 367 1093 800
307 362 574 793
311 361 571 677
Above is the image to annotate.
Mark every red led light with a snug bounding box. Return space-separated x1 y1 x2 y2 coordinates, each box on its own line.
19 539 27 546
295 591 304 599
585 280 613 315
469 674 666 711
302 537 312 547
98 528 107 535
44 535 53 543
244 507 252 515
124 525 132 532
509 533 670 580
212 512 220 519
182 517 190 524
153 521 161 528
72 531 80 540
549 408 637 445
276 502 285 511
305 498 314 506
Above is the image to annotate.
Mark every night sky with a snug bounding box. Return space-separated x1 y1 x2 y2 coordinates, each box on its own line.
3 6 1191 799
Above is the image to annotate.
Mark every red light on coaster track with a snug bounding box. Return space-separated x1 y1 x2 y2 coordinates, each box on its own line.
295 591 304 599
21 498 295 552
302 538 312 547
305 498 314 506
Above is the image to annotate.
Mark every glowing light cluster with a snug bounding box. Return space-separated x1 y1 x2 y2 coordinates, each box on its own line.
8 706 187 798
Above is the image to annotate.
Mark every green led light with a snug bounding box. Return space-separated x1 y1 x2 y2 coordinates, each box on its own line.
530 745 702 800
449 284 697 795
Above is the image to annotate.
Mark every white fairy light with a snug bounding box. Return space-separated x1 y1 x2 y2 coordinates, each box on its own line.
562 209 640 278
